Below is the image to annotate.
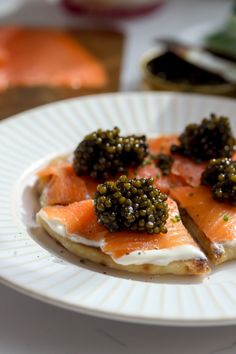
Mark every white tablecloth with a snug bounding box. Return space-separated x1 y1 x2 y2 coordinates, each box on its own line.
1 1 236 353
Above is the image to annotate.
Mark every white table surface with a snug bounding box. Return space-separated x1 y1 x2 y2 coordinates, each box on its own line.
1 1 236 353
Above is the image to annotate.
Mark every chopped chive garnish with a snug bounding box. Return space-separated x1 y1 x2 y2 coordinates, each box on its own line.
223 214 229 222
171 215 181 223
142 159 152 167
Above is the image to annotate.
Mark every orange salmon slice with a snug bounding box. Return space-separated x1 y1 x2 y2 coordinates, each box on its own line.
37 134 213 206
37 161 99 205
40 198 201 260
0 26 107 90
42 200 108 241
170 186 236 243
133 163 187 194
148 135 179 154
148 135 207 188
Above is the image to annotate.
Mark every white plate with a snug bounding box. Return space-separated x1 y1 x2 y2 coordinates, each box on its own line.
1 92 236 326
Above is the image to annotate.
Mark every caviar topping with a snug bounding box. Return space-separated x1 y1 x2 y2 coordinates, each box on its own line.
201 158 233 186
155 153 174 176
171 114 236 163
201 158 236 204
94 175 169 234
73 127 148 180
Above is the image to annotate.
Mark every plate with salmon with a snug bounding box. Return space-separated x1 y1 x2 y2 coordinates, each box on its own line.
1 92 236 326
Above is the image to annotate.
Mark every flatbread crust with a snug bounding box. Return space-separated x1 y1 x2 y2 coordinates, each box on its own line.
180 209 236 265
37 214 210 276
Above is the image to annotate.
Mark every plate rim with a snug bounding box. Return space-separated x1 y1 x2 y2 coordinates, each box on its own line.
1 274 236 327
1 90 236 127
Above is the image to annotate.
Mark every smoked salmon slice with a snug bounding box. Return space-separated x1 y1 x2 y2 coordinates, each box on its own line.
37 134 205 205
148 135 207 188
38 157 185 206
133 163 187 194
171 156 207 187
148 135 179 154
148 137 236 188
37 161 89 206
42 200 108 241
170 186 236 264
0 26 107 90
102 198 199 259
37 133 222 207
38 198 208 273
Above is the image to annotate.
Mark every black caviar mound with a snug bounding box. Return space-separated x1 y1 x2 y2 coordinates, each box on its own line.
155 153 174 176
171 114 236 163
201 158 236 204
201 158 233 186
94 175 169 234
147 51 228 86
73 127 148 180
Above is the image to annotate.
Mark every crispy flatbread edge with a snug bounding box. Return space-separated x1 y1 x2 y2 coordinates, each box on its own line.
180 208 236 266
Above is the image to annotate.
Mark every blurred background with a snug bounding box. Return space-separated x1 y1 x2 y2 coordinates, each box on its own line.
0 0 234 119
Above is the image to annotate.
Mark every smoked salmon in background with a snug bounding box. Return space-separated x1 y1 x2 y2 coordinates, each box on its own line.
0 27 123 119
0 26 107 90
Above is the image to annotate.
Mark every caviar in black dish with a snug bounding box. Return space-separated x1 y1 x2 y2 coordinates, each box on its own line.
147 51 228 86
